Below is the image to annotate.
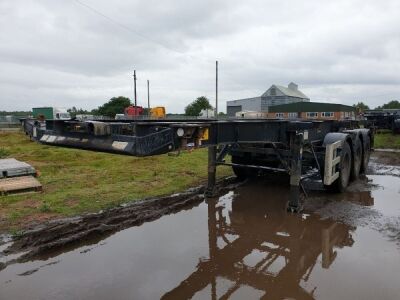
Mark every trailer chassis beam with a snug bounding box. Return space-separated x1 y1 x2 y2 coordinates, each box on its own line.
216 144 232 163
217 162 286 173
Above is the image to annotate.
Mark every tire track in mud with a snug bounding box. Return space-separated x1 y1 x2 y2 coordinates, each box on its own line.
314 200 400 246
306 173 400 247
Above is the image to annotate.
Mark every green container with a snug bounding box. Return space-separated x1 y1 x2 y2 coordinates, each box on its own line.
32 107 54 120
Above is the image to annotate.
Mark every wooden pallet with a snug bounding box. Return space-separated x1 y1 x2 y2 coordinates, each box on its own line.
0 176 42 196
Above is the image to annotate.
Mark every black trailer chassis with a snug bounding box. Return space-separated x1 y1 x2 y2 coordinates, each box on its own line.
24 118 373 212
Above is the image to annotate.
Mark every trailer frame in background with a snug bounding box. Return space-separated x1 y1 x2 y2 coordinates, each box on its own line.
364 110 400 134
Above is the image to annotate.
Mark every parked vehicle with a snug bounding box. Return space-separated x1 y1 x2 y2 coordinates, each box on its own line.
124 105 144 117
116 106 166 119
235 110 268 118
32 107 70 120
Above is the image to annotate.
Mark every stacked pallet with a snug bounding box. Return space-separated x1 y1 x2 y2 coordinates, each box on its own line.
0 158 41 195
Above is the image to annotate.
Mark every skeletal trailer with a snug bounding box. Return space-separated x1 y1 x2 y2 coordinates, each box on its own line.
24 118 373 212
364 110 400 134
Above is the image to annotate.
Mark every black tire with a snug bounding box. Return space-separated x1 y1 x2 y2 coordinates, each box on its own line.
231 155 258 180
360 135 371 174
326 141 352 193
350 136 362 181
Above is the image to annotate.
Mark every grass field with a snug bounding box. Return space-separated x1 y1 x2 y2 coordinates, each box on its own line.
373 131 400 149
0 131 232 232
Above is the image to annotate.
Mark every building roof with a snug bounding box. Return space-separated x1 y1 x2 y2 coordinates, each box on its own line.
269 102 356 113
226 96 261 105
261 84 309 99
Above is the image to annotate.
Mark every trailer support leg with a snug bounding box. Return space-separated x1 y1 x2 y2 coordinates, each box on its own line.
288 133 304 212
206 145 217 196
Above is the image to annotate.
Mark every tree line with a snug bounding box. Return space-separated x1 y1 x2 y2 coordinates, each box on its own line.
67 95 218 118
2 98 399 118
353 100 400 112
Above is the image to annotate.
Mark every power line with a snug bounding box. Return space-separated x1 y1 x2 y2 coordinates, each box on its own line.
71 1 263 100
73 0 185 55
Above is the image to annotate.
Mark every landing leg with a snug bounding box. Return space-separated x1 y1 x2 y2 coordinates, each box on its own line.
288 186 303 213
287 133 304 212
206 145 217 197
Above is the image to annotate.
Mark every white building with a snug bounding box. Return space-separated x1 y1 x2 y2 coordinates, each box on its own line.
226 82 309 116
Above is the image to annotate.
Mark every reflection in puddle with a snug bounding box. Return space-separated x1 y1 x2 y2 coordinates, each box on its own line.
163 182 356 299
1 175 400 300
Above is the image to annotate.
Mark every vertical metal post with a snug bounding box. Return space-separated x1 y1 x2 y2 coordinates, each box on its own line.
207 146 217 195
147 79 150 116
215 60 218 118
288 132 304 212
133 70 137 107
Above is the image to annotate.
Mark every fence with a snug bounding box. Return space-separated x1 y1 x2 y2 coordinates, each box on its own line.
0 116 22 129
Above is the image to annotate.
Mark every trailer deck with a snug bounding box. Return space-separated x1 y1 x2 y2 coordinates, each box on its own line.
24 118 373 212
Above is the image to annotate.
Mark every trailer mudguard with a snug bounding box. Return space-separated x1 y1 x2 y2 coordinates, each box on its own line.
322 132 350 147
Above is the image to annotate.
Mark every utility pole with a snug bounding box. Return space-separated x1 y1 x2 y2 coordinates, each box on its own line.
147 80 150 115
215 60 218 118
133 70 137 107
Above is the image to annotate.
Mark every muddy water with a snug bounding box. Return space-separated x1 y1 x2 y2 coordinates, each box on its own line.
1 175 400 300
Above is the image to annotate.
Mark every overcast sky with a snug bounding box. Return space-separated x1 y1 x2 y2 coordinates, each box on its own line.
1 0 399 113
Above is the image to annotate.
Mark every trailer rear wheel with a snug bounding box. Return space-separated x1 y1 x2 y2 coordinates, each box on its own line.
360 135 371 174
326 141 352 193
351 137 362 180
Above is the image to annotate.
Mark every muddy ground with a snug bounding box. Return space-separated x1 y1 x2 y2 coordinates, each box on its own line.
0 177 243 267
371 150 400 165
0 151 399 263
0 151 399 299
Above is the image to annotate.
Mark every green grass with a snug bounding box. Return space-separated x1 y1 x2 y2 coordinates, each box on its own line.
0 131 232 231
0 148 10 158
374 131 400 149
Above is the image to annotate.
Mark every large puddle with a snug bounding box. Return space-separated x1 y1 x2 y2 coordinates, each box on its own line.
1 175 400 299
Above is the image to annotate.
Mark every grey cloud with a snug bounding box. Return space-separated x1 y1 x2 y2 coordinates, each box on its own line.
0 0 400 112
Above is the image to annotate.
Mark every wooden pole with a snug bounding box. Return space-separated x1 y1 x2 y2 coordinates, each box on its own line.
147 80 150 115
133 70 137 107
215 61 218 118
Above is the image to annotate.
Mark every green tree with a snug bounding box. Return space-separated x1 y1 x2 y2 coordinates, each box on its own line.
376 100 400 109
352 102 370 112
97 96 131 117
67 107 91 118
184 96 213 116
